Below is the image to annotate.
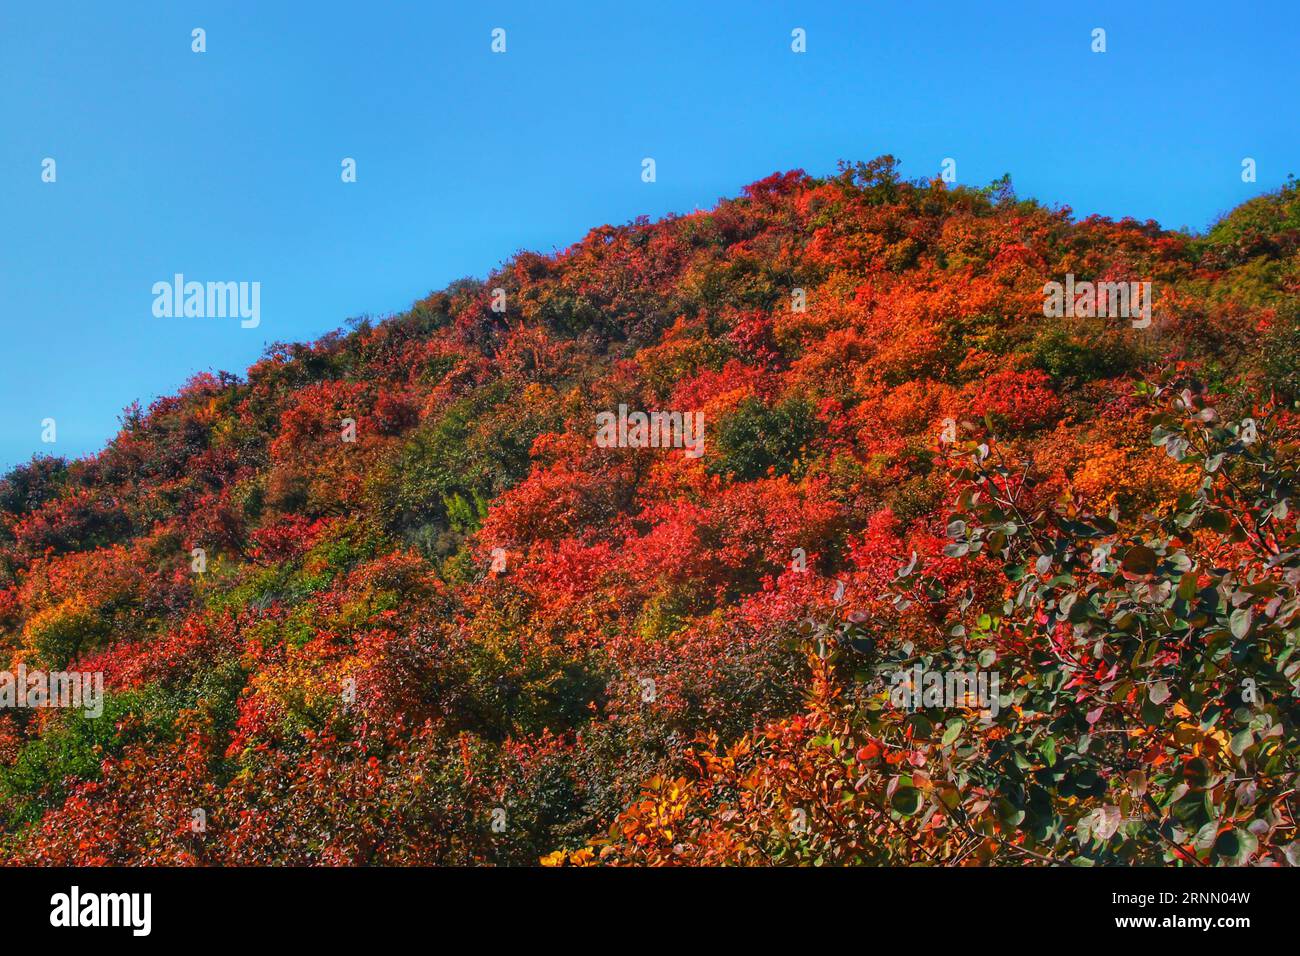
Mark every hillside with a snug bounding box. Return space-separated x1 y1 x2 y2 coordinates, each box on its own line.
2 158 1299 865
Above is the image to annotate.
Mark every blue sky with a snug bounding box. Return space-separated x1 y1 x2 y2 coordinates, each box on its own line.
1 0 1295 471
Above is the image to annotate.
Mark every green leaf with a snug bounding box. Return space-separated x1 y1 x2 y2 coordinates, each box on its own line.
1230 607 1253 639
1230 729 1253 756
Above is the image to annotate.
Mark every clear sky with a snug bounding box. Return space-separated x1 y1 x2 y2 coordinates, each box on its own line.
1 1 1295 471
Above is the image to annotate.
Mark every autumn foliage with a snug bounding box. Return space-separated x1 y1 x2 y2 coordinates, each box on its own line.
2 159 1298 866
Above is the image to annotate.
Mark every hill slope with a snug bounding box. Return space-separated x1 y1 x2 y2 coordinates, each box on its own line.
2 159 1299 865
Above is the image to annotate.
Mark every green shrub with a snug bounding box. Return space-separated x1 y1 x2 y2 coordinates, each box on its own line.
708 397 817 481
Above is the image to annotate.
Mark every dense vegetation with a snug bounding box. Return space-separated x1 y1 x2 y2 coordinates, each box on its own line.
2 159 1298 865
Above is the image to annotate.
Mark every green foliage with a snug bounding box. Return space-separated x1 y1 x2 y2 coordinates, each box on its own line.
869 391 1300 864
25 603 109 668
883 472 945 527
0 456 68 520
708 396 817 481
0 686 173 828
1031 322 1144 384
444 490 489 535
1198 176 1300 268
376 383 547 552
1261 301 1300 404
536 291 610 339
